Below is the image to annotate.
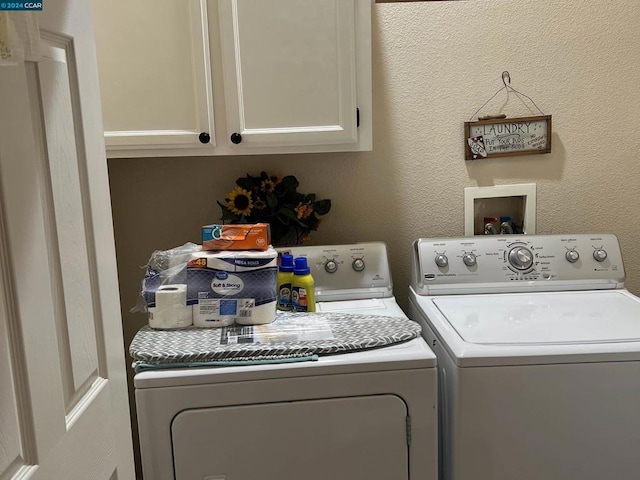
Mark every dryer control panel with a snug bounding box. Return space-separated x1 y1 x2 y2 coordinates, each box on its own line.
278 242 393 301
412 234 625 295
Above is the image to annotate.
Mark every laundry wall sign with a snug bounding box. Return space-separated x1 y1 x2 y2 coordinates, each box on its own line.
464 115 552 160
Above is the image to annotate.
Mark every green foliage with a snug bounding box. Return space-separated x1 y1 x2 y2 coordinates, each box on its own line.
218 171 332 245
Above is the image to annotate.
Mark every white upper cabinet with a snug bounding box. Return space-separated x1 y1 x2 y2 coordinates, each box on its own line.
93 0 216 156
93 0 372 158
217 0 359 149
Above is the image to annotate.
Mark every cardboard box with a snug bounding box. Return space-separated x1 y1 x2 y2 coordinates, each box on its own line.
202 223 271 251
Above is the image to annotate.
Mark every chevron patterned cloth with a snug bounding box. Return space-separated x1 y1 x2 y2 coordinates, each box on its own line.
130 311 421 368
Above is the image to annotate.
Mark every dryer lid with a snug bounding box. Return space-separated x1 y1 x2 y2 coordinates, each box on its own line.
433 290 640 345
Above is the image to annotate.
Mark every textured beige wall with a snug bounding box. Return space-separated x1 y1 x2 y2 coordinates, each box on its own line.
108 0 640 472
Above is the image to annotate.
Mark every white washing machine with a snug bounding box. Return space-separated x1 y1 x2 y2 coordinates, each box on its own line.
408 233 640 480
134 242 437 480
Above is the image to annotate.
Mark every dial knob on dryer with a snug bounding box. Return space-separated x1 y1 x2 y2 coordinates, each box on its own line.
593 249 608 262
508 246 533 270
565 250 580 263
324 260 338 273
352 258 365 272
462 253 477 267
435 254 448 268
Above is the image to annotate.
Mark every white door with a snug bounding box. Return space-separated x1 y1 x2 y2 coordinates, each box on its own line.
0 2 135 480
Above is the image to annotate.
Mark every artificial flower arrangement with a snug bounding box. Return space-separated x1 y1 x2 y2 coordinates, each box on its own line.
217 171 331 246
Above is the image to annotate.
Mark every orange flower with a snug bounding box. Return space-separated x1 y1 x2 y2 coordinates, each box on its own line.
261 179 277 193
295 202 314 219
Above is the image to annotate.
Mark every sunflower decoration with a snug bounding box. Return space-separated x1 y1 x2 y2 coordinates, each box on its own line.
226 187 253 216
217 171 331 246
261 178 277 193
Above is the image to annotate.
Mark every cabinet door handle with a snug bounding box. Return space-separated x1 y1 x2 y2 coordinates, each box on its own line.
230 132 242 144
199 132 211 144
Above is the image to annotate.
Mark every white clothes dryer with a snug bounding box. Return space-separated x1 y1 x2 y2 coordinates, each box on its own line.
409 234 640 480
134 242 437 480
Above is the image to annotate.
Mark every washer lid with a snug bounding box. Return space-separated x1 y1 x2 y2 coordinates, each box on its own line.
433 290 640 345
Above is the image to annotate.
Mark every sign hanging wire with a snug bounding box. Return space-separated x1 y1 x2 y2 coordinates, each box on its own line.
469 71 545 121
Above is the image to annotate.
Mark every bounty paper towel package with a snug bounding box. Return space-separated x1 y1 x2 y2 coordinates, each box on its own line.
186 246 278 326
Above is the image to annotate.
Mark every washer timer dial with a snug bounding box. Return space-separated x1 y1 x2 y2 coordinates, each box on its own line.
508 246 533 270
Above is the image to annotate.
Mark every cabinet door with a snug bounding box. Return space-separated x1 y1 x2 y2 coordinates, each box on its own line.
93 0 215 156
217 0 364 149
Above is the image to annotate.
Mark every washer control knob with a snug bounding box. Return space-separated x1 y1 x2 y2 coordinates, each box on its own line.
324 260 338 273
565 250 580 263
508 246 533 270
593 249 608 262
435 254 449 268
462 253 477 267
352 258 365 272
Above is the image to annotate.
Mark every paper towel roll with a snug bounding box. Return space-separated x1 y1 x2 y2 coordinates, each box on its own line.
148 284 193 329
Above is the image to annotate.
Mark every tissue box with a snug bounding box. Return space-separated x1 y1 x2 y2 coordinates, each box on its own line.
186 247 278 325
202 223 271 251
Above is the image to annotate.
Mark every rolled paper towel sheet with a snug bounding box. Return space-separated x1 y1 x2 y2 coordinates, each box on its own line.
148 284 193 329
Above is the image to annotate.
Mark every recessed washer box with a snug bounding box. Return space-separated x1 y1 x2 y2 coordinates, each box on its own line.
464 183 536 236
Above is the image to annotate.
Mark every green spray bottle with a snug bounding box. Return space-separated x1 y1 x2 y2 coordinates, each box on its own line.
277 253 295 311
292 256 315 312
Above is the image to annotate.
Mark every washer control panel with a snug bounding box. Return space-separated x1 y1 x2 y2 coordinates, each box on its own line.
412 234 625 294
279 242 392 301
